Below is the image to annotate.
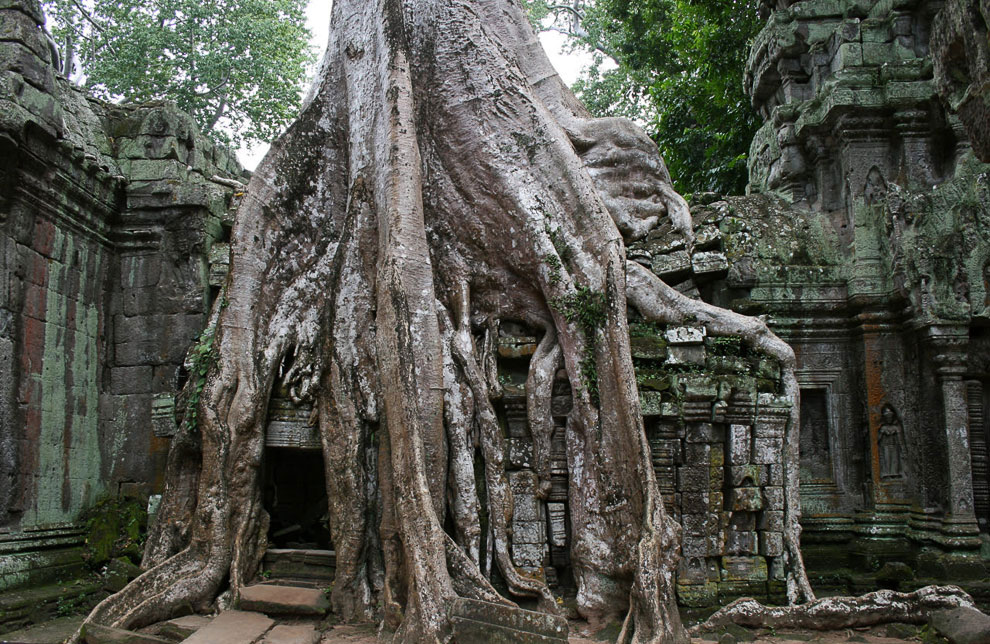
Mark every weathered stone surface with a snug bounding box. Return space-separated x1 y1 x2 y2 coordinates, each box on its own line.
102 557 143 592
261 624 320 644
448 598 567 643
932 0 990 161
930 606 990 644
81 624 172 644
180 610 274 644
155 615 211 641
238 584 329 616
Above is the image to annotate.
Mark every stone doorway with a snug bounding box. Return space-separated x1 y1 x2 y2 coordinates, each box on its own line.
262 447 332 549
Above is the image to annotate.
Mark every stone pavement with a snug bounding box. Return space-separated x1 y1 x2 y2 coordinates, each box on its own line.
0 613 942 644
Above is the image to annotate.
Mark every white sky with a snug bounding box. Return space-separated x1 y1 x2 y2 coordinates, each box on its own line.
235 2 592 170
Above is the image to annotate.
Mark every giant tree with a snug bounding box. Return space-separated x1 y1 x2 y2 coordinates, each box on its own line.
71 0 816 642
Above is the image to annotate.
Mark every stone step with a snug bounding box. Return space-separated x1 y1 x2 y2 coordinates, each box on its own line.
154 615 212 641
238 584 330 617
262 548 335 582
448 598 568 643
261 624 320 644
179 610 274 644
81 623 173 644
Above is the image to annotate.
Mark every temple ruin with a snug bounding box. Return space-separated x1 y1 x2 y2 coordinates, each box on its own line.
1 0 990 636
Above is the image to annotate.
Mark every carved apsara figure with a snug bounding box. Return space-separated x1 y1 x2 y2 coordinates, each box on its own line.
879 404 904 479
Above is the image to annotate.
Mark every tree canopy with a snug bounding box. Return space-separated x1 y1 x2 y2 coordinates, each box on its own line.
525 0 765 196
42 0 314 146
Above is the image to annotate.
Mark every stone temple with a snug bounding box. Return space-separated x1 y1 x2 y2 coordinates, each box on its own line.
1 0 990 632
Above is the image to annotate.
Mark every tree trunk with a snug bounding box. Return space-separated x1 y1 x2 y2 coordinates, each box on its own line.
71 1 815 642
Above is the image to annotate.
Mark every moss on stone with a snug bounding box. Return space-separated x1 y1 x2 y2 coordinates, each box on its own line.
80 496 147 568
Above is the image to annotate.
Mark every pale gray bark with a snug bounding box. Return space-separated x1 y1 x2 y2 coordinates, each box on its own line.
70 1 818 642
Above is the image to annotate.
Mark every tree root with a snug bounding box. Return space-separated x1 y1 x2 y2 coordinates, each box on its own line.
691 585 976 634
626 261 815 604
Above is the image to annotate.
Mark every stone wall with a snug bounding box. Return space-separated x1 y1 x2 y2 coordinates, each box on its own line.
0 0 243 592
491 319 792 605
704 0 990 595
3 0 989 618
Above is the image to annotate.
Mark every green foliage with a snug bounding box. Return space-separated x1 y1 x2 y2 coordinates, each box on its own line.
551 286 607 332
528 0 765 195
550 286 608 403
184 326 217 431
42 0 314 146
80 495 148 568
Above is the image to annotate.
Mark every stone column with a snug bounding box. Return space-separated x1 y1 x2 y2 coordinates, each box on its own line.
928 326 979 528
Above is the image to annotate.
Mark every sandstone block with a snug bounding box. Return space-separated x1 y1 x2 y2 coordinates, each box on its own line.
181 610 275 644
237 584 329 616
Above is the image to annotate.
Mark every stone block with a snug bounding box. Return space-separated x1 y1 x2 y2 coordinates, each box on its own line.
682 533 709 557
759 510 784 532
0 38 54 92
760 531 784 557
684 442 710 464
512 520 544 545
665 326 706 344
729 464 765 487
123 287 158 317
683 512 711 534
151 394 177 438
730 487 763 512
110 366 152 395
929 606 990 644
720 556 768 582
512 541 544 568
678 465 709 492
629 333 667 360
753 437 783 464
127 159 189 182
726 530 758 554
82 624 172 644
677 556 710 584
768 463 784 486
652 250 691 278
769 556 786 581
262 625 319 644
449 598 568 643
0 9 50 61
550 393 572 416
238 584 328 616
508 438 532 469
155 615 211 641
834 42 863 68
686 423 724 443
547 502 566 547
182 610 275 644
639 390 663 416
666 345 706 366
513 492 541 523
692 251 729 277
763 487 784 511
114 340 161 367
682 492 710 514
102 556 143 592
728 424 751 465
754 416 786 438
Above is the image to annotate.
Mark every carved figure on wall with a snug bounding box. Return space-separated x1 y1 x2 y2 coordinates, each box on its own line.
879 404 904 479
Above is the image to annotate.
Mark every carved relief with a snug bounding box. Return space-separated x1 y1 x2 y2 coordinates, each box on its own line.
878 404 904 480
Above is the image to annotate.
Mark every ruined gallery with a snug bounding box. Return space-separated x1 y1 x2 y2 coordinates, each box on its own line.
1 0 990 641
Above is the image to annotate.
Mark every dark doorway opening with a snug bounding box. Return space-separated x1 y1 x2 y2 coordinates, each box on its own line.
262 447 332 549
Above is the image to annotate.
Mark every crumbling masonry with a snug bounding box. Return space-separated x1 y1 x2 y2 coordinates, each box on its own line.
1 0 989 632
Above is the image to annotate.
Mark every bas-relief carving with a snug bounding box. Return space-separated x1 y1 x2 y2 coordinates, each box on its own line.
878 404 904 480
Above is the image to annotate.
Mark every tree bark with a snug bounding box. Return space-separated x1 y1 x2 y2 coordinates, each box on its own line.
71 1 816 642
